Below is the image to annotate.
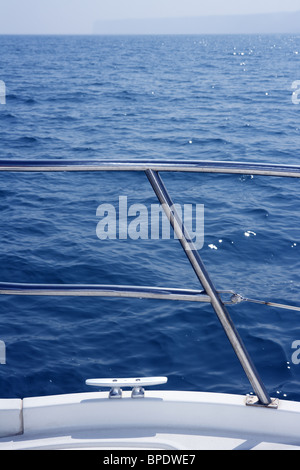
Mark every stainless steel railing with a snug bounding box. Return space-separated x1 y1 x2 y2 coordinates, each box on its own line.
1 159 299 406
0 282 210 302
0 159 300 177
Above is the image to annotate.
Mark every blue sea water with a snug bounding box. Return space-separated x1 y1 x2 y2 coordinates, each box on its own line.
0 34 300 401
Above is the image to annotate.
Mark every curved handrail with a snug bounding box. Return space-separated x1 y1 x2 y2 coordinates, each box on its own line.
0 282 210 302
0 159 299 177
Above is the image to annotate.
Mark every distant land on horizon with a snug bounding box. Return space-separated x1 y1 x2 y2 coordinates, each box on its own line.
94 11 300 35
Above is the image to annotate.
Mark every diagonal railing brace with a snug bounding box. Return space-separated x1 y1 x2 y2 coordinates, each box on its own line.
145 169 272 406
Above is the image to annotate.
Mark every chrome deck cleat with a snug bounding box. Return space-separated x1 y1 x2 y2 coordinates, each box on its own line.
85 377 168 399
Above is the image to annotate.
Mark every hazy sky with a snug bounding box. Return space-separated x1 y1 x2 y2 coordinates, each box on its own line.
0 0 300 34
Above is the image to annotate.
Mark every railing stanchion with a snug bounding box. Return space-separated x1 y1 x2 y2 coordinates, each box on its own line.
145 169 272 406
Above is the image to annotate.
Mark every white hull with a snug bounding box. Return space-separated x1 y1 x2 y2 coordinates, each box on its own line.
1 390 300 450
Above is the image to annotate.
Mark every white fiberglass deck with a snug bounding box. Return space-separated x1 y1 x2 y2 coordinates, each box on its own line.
1 390 300 450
